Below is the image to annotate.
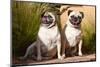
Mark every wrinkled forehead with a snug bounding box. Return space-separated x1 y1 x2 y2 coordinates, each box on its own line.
69 11 82 17
44 12 55 18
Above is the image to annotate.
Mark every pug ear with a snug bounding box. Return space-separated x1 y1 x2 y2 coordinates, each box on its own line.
68 10 73 16
41 12 45 17
80 12 84 18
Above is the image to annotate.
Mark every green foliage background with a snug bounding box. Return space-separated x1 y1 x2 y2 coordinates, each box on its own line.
12 1 96 56
82 15 96 54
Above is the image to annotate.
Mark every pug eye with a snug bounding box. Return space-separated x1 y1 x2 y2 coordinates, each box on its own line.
48 15 52 18
78 16 82 19
71 15 74 18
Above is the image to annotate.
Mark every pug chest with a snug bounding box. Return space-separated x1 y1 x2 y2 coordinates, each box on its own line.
38 26 59 49
65 26 82 47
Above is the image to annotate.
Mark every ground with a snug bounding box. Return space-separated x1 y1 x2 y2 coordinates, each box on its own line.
12 54 96 66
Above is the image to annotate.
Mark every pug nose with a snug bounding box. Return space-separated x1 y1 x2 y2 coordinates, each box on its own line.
74 17 78 22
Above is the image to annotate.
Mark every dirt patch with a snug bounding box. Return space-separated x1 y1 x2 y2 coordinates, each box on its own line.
12 54 96 66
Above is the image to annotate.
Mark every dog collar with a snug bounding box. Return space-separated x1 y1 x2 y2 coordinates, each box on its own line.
48 22 56 29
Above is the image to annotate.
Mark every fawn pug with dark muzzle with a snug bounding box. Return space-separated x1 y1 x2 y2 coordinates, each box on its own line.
19 11 64 61
63 10 84 56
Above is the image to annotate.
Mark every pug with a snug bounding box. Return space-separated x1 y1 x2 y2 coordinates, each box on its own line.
19 11 64 61
64 10 84 56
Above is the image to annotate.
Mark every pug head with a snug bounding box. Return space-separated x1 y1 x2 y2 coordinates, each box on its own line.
41 12 55 26
68 10 84 27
